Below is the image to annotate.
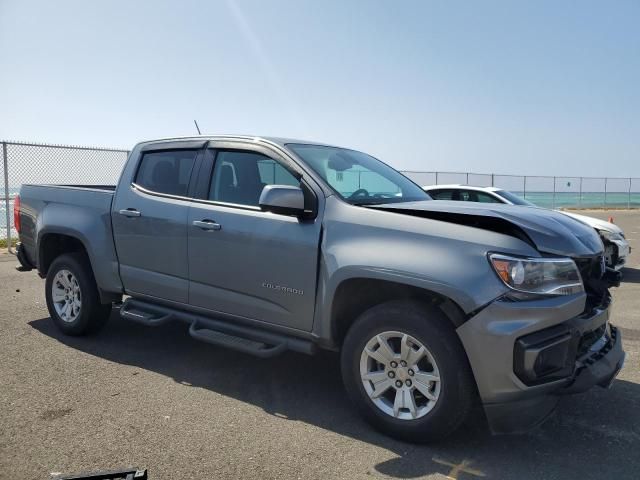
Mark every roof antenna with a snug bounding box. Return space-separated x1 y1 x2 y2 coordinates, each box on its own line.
193 119 202 135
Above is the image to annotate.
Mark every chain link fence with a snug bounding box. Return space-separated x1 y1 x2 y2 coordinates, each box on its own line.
401 171 640 210
2 141 129 252
2 140 640 253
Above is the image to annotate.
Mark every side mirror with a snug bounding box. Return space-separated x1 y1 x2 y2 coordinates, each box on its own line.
259 185 305 217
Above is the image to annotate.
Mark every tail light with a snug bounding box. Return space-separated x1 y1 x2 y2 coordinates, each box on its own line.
13 195 21 233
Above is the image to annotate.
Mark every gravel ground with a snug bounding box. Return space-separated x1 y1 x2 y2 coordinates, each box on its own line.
1 210 639 480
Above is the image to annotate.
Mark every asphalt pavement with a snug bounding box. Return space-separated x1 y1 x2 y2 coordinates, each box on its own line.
1 210 639 480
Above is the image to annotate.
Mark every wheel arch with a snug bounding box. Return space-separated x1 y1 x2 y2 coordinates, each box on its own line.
329 277 468 348
39 231 89 275
38 230 121 304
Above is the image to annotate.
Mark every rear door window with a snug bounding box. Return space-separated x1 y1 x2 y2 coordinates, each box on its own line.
135 150 198 196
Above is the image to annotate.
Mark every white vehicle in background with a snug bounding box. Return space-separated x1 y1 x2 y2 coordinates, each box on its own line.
423 184 630 271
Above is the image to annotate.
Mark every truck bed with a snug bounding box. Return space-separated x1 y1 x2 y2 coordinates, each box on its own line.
22 184 117 192
18 183 122 296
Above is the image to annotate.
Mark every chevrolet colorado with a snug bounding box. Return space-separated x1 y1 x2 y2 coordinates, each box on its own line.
14 136 625 442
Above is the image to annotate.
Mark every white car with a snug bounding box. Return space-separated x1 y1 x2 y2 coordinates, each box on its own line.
423 184 630 271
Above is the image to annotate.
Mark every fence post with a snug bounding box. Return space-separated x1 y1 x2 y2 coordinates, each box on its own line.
604 178 608 208
523 176 527 199
466 172 469 184
2 142 12 254
552 176 556 209
629 178 632 210
435 172 439 185
579 177 582 208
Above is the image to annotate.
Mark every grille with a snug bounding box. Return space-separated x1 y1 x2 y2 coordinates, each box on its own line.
577 323 607 357
580 326 617 368
574 255 608 313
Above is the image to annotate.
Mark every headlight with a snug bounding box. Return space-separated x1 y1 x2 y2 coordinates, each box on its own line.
488 253 583 296
598 230 624 242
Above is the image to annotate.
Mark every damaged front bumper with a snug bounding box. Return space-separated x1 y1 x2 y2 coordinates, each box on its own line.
562 324 624 393
457 293 625 434
604 236 630 271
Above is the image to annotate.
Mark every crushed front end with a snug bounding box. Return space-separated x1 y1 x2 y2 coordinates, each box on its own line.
457 253 625 434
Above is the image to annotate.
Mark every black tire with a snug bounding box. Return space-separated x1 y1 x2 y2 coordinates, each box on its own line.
341 300 476 443
45 252 112 336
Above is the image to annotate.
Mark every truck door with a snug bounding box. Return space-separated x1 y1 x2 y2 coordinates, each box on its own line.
112 141 205 303
187 145 322 331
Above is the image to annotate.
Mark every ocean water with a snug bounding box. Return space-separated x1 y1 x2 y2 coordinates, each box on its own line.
516 191 640 209
1 187 20 239
2 189 640 239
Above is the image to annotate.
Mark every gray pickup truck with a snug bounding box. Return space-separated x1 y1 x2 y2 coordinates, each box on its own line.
15 135 625 442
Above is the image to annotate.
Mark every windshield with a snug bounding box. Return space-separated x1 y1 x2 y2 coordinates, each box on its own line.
287 144 430 205
497 190 537 206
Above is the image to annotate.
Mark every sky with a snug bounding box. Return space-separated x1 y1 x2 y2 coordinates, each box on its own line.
0 0 638 177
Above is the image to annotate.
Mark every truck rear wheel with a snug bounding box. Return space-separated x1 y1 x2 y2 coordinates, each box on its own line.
45 253 112 335
341 300 475 442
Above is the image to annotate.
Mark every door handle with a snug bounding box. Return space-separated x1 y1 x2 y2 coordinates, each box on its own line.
193 219 221 231
119 209 141 218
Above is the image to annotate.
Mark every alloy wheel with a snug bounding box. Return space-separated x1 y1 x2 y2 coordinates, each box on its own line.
51 269 82 323
360 330 441 420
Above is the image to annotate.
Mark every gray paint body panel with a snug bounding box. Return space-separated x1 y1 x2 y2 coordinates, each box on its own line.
19 185 123 295
370 200 603 257
187 200 322 330
457 294 586 403
112 185 192 303
312 196 541 341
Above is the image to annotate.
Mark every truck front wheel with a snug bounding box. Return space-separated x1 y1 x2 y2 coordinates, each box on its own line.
341 300 476 442
45 253 112 335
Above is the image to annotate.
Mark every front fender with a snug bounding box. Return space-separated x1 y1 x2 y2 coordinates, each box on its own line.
329 265 478 313
311 197 540 343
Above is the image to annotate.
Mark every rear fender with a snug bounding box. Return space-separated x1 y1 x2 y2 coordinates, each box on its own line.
37 202 122 299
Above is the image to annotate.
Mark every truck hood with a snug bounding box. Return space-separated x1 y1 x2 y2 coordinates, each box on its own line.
368 200 603 257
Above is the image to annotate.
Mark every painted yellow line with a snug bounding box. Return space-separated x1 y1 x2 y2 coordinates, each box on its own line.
432 457 486 479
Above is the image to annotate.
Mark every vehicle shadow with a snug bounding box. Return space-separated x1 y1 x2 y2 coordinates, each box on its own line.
621 267 640 284
29 315 640 479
